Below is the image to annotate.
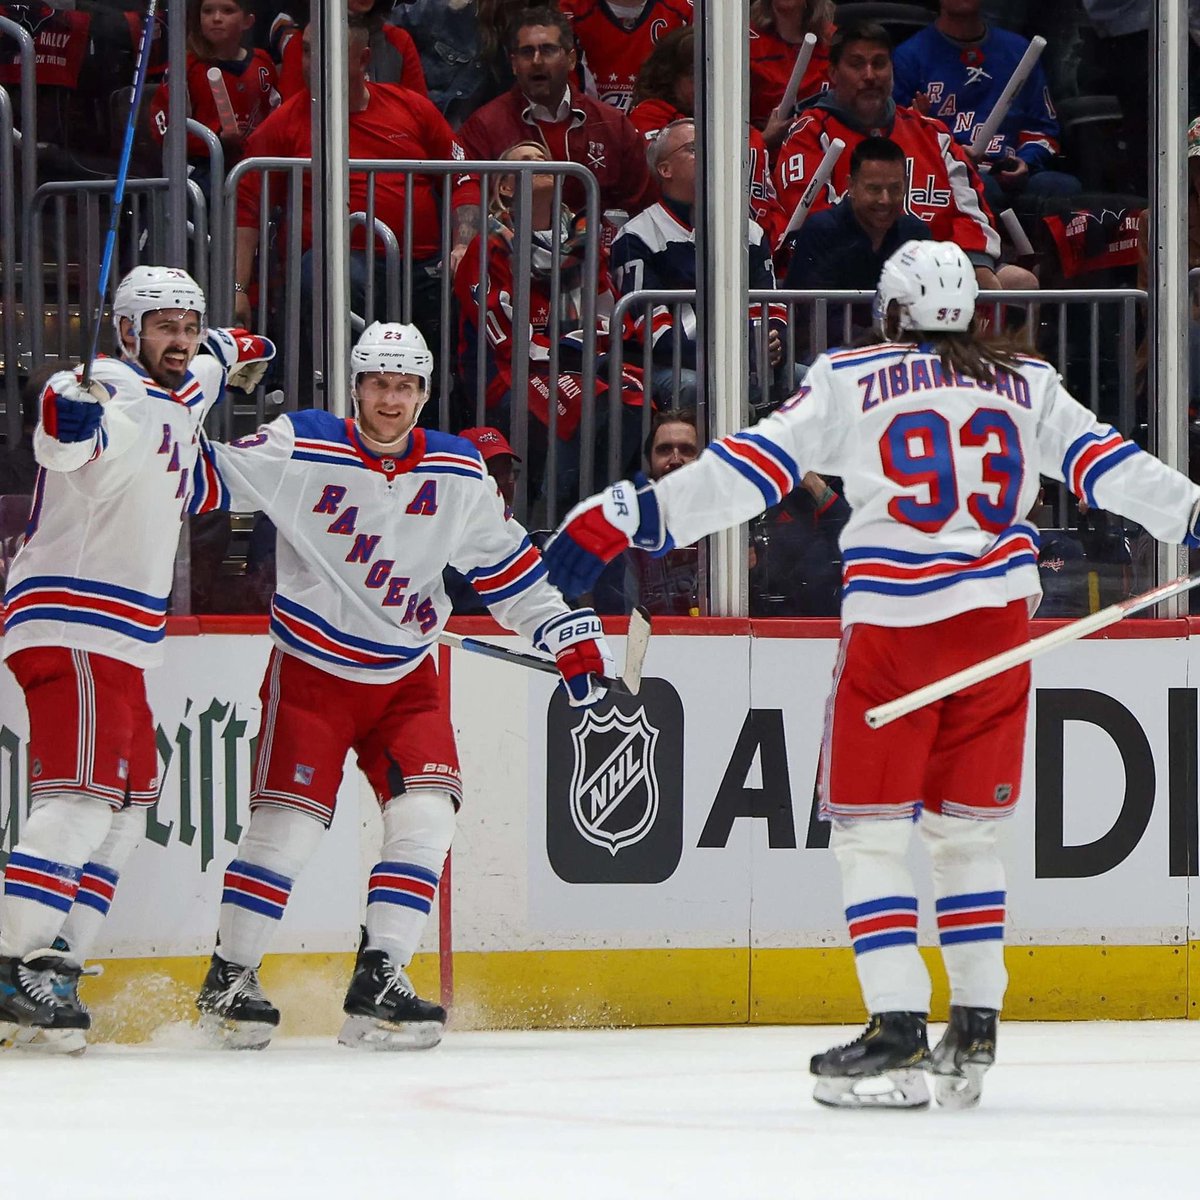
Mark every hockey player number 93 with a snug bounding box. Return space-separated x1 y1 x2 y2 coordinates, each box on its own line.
880 408 1022 534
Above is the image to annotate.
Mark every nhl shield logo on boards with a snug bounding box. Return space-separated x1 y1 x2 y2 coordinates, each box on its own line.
568 706 660 856
546 678 684 884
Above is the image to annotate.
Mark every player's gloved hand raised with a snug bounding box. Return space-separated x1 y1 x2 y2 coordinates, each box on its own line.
40 370 112 444
204 327 277 392
535 608 614 708
544 475 668 598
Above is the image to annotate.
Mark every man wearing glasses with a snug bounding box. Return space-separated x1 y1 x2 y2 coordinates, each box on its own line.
457 5 656 222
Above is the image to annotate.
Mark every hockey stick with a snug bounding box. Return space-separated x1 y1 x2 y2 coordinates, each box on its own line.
778 32 818 117
779 137 845 247
969 35 1046 159
438 606 652 696
81 0 160 389
864 569 1200 730
207 67 240 139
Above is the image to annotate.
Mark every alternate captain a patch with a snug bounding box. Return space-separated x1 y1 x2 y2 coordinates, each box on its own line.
406 480 438 516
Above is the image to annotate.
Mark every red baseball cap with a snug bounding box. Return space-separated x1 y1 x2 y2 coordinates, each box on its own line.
459 426 521 462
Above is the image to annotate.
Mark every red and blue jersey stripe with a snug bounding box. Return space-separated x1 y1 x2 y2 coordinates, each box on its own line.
417 450 485 481
270 593 427 672
367 861 440 914
189 434 231 514
467 536 547 604
74 862 120 915
1062 427 1140 509
936 890 1006 946
842 524 1038 600
2 851 82 914
3 574 169 643
710 430 802 509
221 859 293 921
846 894 919 955
293 437 367 471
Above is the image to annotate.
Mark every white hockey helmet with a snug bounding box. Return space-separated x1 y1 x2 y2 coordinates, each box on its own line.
111 265 207 360
350 321 433 401
873 240 978 336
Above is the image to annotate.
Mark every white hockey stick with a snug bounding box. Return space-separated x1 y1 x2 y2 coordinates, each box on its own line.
779 32 818 116
998 208 1035 257
438 606 652 696
864 570 1200 730
780 136 845 245
969 35 1046 158
207 67 239 138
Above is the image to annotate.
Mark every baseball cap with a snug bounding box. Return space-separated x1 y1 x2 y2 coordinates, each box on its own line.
1189 115 1200 158
459 426 521 462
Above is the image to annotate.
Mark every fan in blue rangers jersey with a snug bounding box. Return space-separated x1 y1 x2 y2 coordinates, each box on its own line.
0 265 275 1054
545 240 1200 1111
891 0 1080 211
189 320 613 1051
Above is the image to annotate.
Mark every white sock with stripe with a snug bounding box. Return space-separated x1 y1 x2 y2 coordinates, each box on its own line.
216 806 324 969
57 805 146 967
365 789 456 967
0 793 112 957
921 810 1008 1010
830 817 931 1015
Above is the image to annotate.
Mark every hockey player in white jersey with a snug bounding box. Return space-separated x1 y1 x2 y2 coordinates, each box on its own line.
545 241 1200 1110
190 321 613 1050
0 265 275 1053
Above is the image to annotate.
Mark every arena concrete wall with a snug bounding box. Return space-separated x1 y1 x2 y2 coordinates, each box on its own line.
1 615 1198 1042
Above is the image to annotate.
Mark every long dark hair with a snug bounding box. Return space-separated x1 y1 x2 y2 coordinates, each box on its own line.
632 27 694 109
865 306 1039 386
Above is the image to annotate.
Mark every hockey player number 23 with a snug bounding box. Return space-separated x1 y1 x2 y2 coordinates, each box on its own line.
880 408 1022 534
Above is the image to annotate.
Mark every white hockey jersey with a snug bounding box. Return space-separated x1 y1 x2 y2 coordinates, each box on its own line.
655 340 1200 627
194 410 573 684
3 354 226 667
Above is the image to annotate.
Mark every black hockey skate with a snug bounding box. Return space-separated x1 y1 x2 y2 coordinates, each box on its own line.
196 952 280 1050
0 946 91 1056
930 1005 997 1110
810 1012 931 1109
338 938 446 1051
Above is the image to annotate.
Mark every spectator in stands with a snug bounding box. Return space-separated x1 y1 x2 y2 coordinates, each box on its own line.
232 15 472 392
388 0 520 128
592 408 702 615
454 140 645 514
443 426 523 613
748 470 849 617
610 119 789 408
628 26 785 248
785 137 930 293
148 0 279 202
892 0 1080 216
559 0 694 113
773 20 1037 291
749 0 835 151
271 1 426 100
456 5 657 231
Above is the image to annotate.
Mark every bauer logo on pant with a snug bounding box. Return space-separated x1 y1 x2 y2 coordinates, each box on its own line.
545 680 684 883
568 706 660 855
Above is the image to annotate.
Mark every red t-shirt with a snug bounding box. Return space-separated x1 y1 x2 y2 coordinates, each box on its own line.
148 50 279 159
237 84 468 259
0 4 92 88
276 23 427 101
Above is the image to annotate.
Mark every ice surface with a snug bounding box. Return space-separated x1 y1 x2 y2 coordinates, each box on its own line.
3 1022 1196 1198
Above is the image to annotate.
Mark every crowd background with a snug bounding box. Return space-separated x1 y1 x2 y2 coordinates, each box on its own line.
1 0 1196 618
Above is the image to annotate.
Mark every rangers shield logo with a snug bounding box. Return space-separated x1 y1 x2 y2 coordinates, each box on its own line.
568 706 660 856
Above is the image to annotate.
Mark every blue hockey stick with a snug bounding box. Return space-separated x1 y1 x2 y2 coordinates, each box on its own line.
81 0 160 388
